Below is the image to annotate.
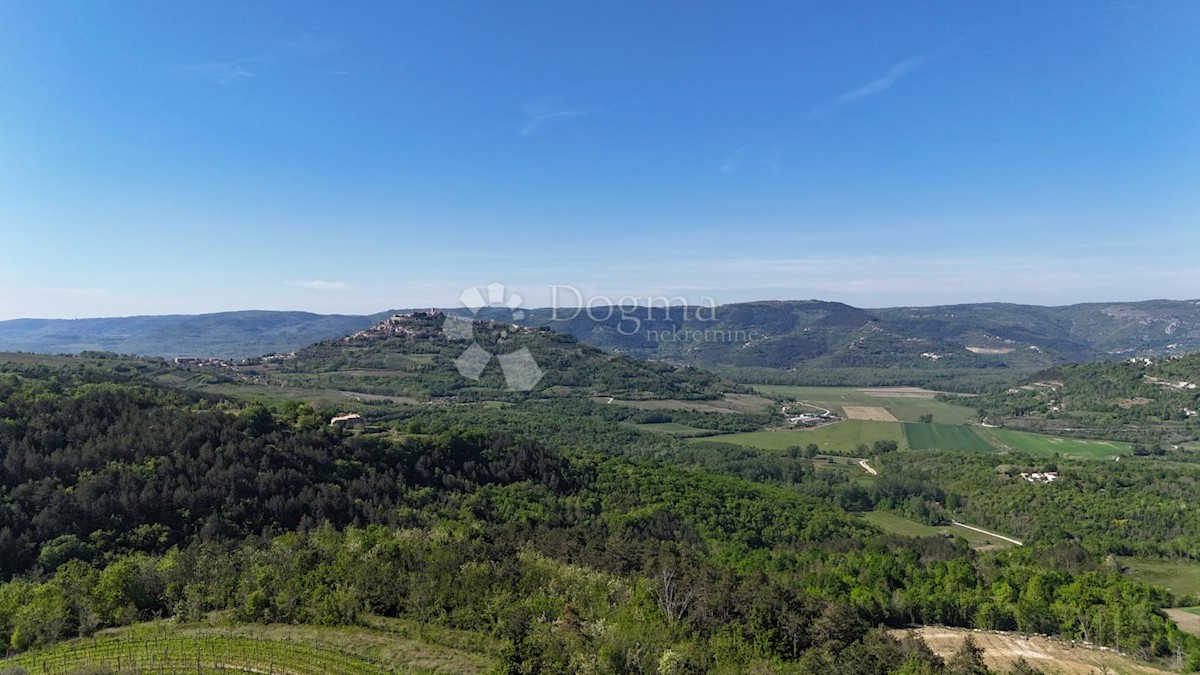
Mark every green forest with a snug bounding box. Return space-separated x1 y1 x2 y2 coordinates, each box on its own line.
3 359 1200 673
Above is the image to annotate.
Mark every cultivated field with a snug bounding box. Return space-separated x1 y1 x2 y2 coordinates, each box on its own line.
843 405 900 421
752 385 978 424
904 423 996 452
982 427 1132 458
700 420 906 453
0 619 496 675
899 627 1169 674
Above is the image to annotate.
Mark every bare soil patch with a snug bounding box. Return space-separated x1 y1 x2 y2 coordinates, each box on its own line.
895 627 1169 674
966 346 1016 354
843 405 899 422
1165 608 1200 638
1119 397 1153 408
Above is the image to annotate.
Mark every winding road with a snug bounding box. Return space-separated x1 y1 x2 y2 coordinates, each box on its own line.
784 401 832 417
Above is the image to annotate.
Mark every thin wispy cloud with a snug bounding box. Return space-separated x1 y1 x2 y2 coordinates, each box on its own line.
288 280 349 292
175 61 254 85
720 146 781 175
812 53 933 116
176 34 342 86
520 96 592 136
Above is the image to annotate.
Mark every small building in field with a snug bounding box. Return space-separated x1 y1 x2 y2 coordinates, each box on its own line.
330 413 366 430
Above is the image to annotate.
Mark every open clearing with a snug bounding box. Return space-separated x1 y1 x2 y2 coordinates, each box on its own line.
843 405 899 421
200 382 421 406
599 392 774 414
751 385 977 424
1120 557 1200 599
904 423 996 451
634 421 716 436
861 511 1016 550
982 427 1131 458
965 346 1016 354
898 627 1169 674
699 420 906 453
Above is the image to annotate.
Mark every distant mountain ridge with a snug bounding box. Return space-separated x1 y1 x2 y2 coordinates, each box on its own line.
3 299 1199 369
0 310 395 358
501 298 1200 372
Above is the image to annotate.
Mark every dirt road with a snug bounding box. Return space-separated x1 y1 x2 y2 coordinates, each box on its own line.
951 520 1024 546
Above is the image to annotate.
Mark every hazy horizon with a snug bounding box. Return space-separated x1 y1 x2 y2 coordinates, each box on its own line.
5 293 1200 323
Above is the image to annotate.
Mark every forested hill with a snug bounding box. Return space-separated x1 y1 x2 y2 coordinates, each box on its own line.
971 351 1200 441
509 299 1200 372
5 299 1199 372
3 363 1199 670
259 311 734 401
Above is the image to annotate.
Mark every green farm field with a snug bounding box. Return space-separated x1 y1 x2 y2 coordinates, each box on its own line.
752 385 978 424
903 423 996 452
699 419 906 453
1119 557 1200 599
982 427 1132 458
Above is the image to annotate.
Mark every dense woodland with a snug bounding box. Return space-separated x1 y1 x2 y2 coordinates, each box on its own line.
2 364 1200 672
872 448 1200 561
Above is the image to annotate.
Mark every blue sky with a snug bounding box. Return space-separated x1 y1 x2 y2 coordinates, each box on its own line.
1 1 1198 319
